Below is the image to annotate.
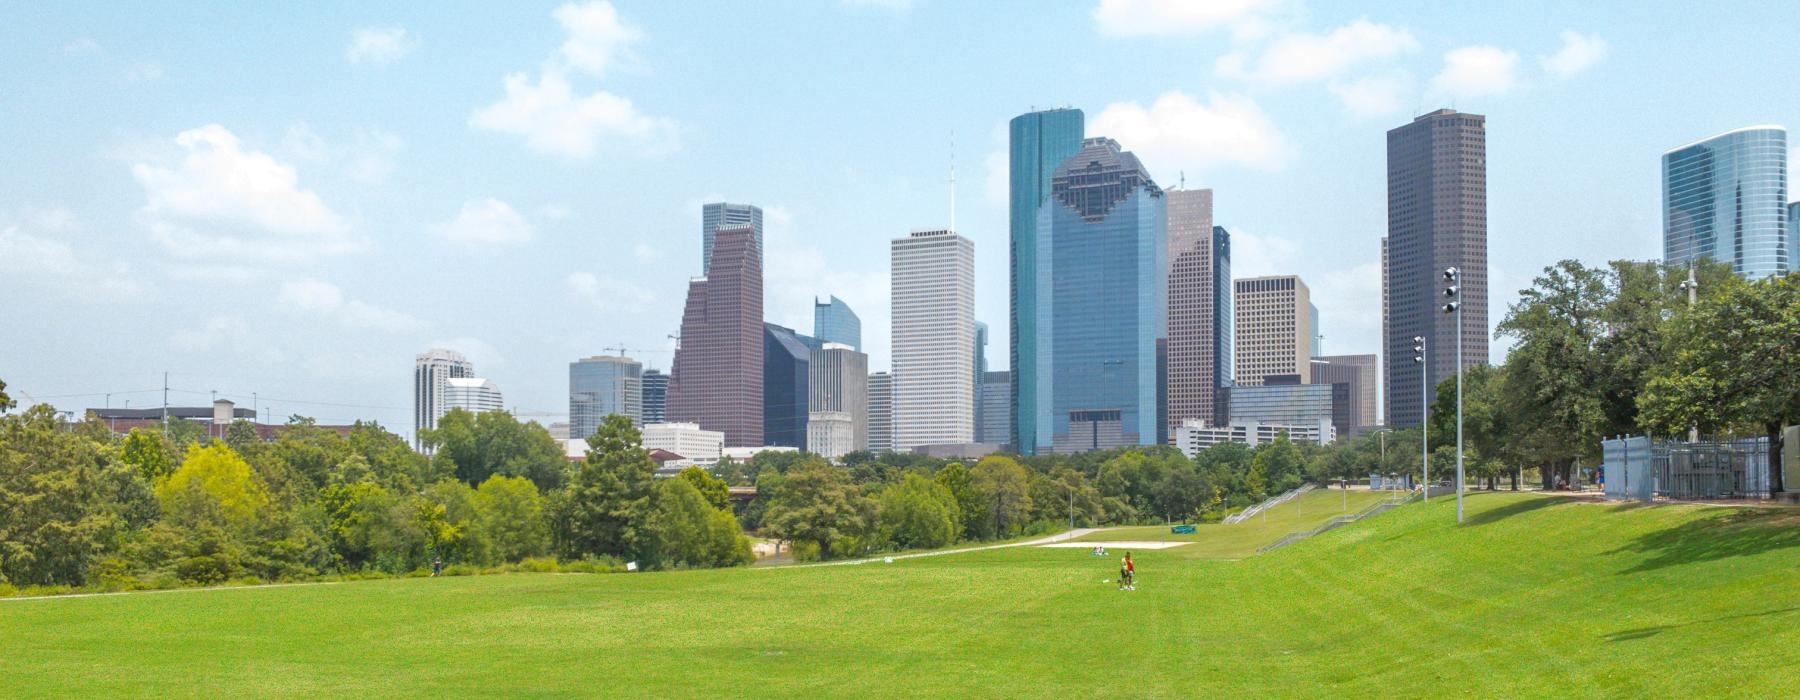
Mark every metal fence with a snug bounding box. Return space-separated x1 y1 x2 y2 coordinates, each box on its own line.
1224 484 1315 524
1653 437 1771 500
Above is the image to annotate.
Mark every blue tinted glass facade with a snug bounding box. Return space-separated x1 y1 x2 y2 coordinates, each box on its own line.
640 369 667 424
1212 226 1234 423
763 323 811 447
1009 108 1085 454
702 202 763 274
1663 127 1789 279
1029 137 1166 454
570 356 642 440
811 295 862 351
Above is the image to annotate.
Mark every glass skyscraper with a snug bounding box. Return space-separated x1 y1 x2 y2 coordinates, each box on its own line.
570 355 643 440
1663 126 1789 279
640 369 667 424
763 323 812 448
701 202 763 274
1008 107 1085 454
811 295 861 351
1026 137 1166 455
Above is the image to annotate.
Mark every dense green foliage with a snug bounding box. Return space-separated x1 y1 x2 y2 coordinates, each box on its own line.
5 493 1795 697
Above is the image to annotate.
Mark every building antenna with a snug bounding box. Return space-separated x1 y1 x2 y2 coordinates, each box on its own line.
948 130 957 232
1180 170 1185 189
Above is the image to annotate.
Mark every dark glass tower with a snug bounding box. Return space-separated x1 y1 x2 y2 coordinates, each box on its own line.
1008 108 1085 454
763 323 811 448
1384 109 1488 428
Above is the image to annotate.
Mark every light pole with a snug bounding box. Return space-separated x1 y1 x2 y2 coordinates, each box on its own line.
1443 267 1464 524
1413 336 1428 500
1678 265 1700 442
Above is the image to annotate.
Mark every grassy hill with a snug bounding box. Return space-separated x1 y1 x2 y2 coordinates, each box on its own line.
3 492 1796 697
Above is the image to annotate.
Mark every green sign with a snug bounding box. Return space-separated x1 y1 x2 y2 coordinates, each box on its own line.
1171 524 1196 535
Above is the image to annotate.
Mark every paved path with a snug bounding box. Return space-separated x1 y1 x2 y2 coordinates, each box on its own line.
773 528 1111 569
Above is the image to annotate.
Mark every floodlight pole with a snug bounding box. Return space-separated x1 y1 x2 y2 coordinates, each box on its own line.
1413 337 1428 501
1444 268 1465 524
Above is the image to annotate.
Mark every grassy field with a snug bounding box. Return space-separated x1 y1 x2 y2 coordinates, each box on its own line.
1075 487 1396 558
4 492 1797 697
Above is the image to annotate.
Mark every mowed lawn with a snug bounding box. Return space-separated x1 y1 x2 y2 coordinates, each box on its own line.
4 493 1798 698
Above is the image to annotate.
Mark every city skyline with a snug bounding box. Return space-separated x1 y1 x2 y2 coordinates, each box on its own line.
8 2 1800 428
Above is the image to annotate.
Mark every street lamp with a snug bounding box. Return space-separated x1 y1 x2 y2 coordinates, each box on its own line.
1412 336 1428 501
1443 267 1464 524
1677 265 1700 442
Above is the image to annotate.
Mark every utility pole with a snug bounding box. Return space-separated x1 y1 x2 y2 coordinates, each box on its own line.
1679 264 1700 442
1413 337 1428 500
1444 267 1465 524
161 371 169 433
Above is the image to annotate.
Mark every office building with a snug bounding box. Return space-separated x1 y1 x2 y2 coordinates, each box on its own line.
701 202 763 274
1228 381 1344 434
668 226 764 446
1385 109 1489 428
806 411 856 461
443 377 504 415
414 348 474 449
812 295 862 351
1165 188 1232 436
1173 419 1334 455
570 355 643 439
640 369 668 425
1235 275 1313 387
891 229 976 450
972 321 988 440
642 422 725 464
810 342 869 451
1663 126 1790 279
1009 107 1087 454
1313 354 1378 434
763 323 812 448
868 371 894 452
1019 137 1167 454
1309 303 1322 357
978 370 1011 446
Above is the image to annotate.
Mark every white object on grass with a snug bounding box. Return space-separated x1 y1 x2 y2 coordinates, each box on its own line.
626 561 638 572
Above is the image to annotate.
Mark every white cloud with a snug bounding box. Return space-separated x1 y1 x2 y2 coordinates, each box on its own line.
1091 91 1294 173
346 26 418 66
430 198 534 244
132 124 361 263
1540 30 1607 79
1430 45 1520 98
554 2 639 75
632 243 661 262
122 62 165 83
566 271 655 312
1094 0 1283 38
1329 73 1409 117
470 70 675 159
1216 20 1416 85
1227 228 1300 278
0 212 150 300
278 277 425 331
170 314 249 351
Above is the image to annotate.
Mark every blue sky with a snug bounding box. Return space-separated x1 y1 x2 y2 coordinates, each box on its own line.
4 0 1798 429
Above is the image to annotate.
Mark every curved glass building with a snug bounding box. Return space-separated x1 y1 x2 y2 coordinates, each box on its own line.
1663 126 1789 279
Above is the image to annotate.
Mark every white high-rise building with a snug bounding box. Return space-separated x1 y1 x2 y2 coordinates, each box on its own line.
890 229 975 450
806 411 856 462
414 348 474 449
444 377 504 415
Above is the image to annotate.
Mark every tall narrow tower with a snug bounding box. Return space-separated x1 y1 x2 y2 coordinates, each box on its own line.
1008 108 1085 453
891 229 976 450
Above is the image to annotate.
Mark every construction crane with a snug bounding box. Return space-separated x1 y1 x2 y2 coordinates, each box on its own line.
601 342 674 357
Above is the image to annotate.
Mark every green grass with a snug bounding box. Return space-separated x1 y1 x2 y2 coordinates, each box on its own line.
4 493 1798 698
1075 488 1396 558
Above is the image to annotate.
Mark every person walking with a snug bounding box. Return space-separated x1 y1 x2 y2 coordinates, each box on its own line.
1118 556 1130 591
1124 553 1136 591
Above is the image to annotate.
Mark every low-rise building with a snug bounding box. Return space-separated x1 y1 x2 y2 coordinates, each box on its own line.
1173 418 1335 456
642 422 724 463
806 410 856 461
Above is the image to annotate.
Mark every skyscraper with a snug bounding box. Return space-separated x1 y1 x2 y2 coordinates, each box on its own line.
891 229 975 450
1009 107 1086 454
812 295 862 351
701 202 763 274
1022 137 1167 455
443 377 503 415
1309 303 1322 356
1384 109 1489 428
640 369 668 424
1165 189 1232 435
668 226 764 446
972 321 988 440
868 371 893 453
1313 354 1377 436
1235 275 1313 387
810 342 869 451
414 348 473 449
978 370 1011 446
1663 126 1790 279
763 323 811 448
570 355 643 439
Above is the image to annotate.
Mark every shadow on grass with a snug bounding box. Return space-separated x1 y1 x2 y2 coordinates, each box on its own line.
1604 606 1800 642
1458 494 1572 527
1607 508 1800 573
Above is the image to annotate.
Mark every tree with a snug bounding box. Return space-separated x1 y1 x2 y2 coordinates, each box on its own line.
119 427 176 482
679 466 731 510
0 377 14 413
550 415 656 562
1641 273 1800 493
1250 435 1304 494
475 475 548 563
763 460 868 560
876 473 960 550
933 461 985 540
156 443 270 529
0 405 149 586
1495 260 1613 487
971 456 1033 538
422 409 567 490
647 477 753 569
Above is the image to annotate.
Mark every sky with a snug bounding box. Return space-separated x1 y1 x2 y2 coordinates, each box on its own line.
4 0 1799 431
